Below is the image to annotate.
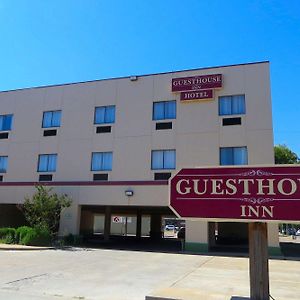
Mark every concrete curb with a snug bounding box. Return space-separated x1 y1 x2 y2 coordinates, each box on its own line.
0 243 64 251
145 297 181 300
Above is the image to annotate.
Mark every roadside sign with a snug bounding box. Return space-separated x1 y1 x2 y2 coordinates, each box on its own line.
170 165 300 299
170 165 300 222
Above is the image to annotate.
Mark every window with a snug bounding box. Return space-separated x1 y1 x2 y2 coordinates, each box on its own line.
219 95 245 116
91 152 113 171
220 147 248 165
42 111 61 128
151 150 176 170
0 156 8 173
153 101 176 120
94 106 115 124
38 154 57 172
0 114 13 131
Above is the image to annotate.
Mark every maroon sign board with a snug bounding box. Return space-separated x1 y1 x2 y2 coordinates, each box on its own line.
172 74 222 92
180 89 213 101
169 165 300 222
171 74 222 102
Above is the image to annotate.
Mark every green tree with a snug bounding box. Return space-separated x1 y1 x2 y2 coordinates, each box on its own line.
274 144 300 164
21 185 72 237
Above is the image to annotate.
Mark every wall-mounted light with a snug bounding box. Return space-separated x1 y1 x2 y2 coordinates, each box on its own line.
125 189 134 197
130 76 137 81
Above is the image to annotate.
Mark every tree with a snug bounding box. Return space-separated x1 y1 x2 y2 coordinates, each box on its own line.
21 185 72 237
274 144 300 164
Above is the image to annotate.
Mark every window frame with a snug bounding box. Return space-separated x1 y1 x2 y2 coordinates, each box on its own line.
0 156 8 173
151 149 176 170
218 95 246 116
219 146 248 165
42 110 62 128
37 154 58 172
153 100 176 121
91 152 113 171
94 105 116 125
0 114 13 131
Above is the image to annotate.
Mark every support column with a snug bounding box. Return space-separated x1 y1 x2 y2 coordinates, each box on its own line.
136 210 142 240
267 223 281 256
208 222 217 250
185 220 208 253
104 206 111 241
249 222 270 300
150 213 162 240
59 204 81 236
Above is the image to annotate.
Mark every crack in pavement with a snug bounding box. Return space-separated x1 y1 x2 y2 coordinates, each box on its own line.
4 273 48 285
169 256 215 287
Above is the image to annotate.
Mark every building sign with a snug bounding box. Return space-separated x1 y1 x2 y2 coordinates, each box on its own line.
112 216 122 223
172 74 222 92
171 74 222 102
112 216 132 223
169 166 300 222
180 89 213 101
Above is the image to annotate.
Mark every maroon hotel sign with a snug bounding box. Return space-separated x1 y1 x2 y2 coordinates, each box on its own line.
170 166 300 222
172 74 222 101
172 74 222 92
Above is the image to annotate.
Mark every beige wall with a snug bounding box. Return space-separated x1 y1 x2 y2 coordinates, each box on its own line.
0 62 276 241
0 62 273 186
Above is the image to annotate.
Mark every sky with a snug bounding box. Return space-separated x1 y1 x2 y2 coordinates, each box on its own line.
0 0 299 156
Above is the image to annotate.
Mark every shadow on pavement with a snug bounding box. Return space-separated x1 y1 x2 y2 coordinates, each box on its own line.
280 242 300 257
82 235 183 254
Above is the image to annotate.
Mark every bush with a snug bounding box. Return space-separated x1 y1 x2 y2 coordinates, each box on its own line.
21 227 51 246
0 226 51 246
21 185 72 238
16 226 34 245
15 226 50 246
0 228 16 244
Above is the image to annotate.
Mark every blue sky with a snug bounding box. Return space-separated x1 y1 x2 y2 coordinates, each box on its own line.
0 0 299 156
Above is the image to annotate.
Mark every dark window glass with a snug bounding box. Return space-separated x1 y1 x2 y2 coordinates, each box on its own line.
219 95 245 116
38 154 57 172
42 111 61 128
220 147 248 165
94 106 115 124
153 101 176 120
151 150 176 170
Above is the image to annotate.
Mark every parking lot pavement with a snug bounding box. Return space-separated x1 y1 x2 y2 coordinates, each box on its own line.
0 248 300 300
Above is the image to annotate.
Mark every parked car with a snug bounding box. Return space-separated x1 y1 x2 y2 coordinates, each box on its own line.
287 228 296 235
165 225 175 231
296 229 300 236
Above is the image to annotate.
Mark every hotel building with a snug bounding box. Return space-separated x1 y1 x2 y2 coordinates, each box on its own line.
0 61 280 254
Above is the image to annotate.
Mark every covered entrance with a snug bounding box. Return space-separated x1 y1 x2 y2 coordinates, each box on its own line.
0 204 27 228
79 205 183 251
208 221 249 252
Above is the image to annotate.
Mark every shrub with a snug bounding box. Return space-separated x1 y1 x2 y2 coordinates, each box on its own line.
16 226 34 244
21 185 72 238
0 228 16 244
25 227 50 246
63 234 74 245
16 226 51 246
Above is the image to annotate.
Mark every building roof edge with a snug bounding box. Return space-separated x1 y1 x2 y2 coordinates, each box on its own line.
0 60 270 94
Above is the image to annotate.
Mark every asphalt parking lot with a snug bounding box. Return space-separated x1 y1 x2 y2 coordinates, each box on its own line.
0 247 300 300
